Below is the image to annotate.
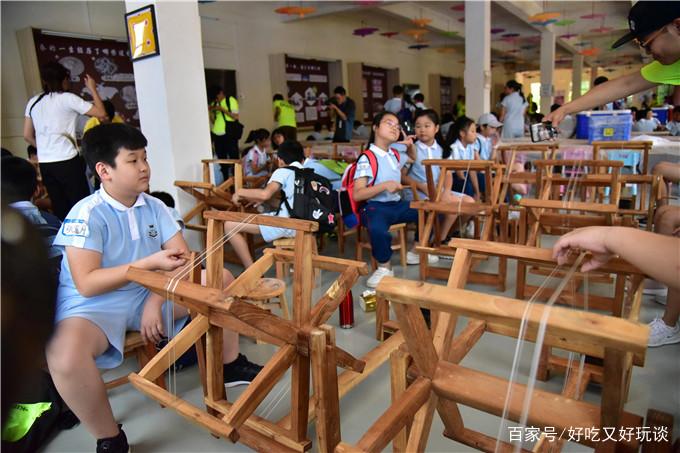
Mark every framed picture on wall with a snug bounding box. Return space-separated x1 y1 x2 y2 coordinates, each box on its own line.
125 4 160 62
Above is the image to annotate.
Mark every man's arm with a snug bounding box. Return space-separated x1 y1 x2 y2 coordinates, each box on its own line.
330 103 347 121
553 226 680 290
546 72 657 125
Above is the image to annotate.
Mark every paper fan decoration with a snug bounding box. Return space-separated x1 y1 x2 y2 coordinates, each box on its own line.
458 17 465 23
591 26 613 33
559 33 578 39
412 17 432 28
520 45 534 50
555 58 572 64
450 4 465 11
404 28 429 39
353 26 379 37
581 13 606 20
275 6 316 17
501 32 520 38
554 19 576 26
409 44 429 50
527 35 542 43
528 12 560 22
380 31 399 38
580 47 600 56
491 28 505 34
532 19 558 26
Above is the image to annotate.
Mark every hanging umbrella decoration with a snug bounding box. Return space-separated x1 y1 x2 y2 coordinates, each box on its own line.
528 11 561 27
412 17 432 28
580 47 601 57
409 44 430 50
353 25 379 37
274 5 316 18
450 3 465 12
590 15 612 33
380 31 399 38
403 28 429 41
491 28 506 34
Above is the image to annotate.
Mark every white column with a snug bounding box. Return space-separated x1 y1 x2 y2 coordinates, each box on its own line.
539 29 555 114
125 1 212 223
464 1 491 121
590 65 599 87
571 54 583 101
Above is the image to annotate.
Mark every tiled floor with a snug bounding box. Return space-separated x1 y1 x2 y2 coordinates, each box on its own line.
44 236 680 452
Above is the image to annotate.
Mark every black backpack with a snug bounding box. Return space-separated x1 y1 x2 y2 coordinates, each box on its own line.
278 166 336 233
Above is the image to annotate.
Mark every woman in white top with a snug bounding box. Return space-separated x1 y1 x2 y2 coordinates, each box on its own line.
24 61 105 219
633 109 661 133
499 80 528 139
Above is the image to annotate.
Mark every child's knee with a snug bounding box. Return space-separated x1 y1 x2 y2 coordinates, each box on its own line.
47 335 91 376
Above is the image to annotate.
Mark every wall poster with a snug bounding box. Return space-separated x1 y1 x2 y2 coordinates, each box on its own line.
32 28 139 137
285 55 330 128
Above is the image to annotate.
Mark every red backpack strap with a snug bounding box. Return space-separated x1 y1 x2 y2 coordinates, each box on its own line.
389 147 401 163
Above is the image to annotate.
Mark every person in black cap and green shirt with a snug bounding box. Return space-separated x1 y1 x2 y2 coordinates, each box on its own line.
546 1 680 126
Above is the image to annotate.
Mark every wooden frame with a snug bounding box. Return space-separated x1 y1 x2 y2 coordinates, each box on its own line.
336 239 652 453
411 159 507 290
125 211 405 452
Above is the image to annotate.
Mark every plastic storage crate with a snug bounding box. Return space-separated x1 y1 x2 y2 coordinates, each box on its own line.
575 110 632 143
652 107 669 124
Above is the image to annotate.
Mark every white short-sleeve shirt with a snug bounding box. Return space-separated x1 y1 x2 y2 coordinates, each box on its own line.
244 145 269 177
25 92 92 163
354 144 405 203
54 188 181 307
268 161 304 216
449 139 475 161
500 91 528 139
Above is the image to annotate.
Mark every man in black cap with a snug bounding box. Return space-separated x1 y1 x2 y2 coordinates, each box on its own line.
547 1 680 126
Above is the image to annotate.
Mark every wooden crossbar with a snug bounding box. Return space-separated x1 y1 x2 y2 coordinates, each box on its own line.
447 239 642 275
204 209 319 232
409 201 493 216
520 198 618 213
431 361 642 450
377 278 648 358
533 159 624 168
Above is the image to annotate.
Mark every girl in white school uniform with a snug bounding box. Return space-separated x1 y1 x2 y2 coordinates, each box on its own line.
499 80 528 139
243 128 271 178
445 116 484 201
402 109 474 244
352 111 424 288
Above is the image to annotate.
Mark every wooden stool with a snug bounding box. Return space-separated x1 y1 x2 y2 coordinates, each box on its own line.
105 331 166 390
356 222 407 270
272 237 319 283
242 277 290 320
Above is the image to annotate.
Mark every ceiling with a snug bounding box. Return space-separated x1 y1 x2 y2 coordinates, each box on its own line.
273 1 646 71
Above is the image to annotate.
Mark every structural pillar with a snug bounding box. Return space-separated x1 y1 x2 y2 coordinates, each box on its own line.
464 1 491 121
571 54 583 101
539 29 555 114
125 1 212 240
590 65 599 87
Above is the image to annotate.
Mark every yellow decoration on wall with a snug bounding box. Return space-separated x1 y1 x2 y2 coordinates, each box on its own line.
125 5 160 61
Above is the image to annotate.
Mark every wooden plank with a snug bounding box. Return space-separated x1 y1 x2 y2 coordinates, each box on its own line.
280 331 405 427
600 348 630 449
224 254 275 297
335 442 366 453
533 159 624 168
223 345 297 438
378 278 648 358
422 159 495 170
390 348 411 453
538 213 609 228
392 304 437 378
356 378 431 453
447 238 642 275
205 398 311 452
308 267 361 326
205 218 226 407
446 320 486 364
175 180 214 190
228 299 298 344
139 315 209 381
265 249 369 275
204 210 318 232
431 362 641 450
520 198 618 214
129 373 236 441
310 330 341 453
451 427 533 453
410 201 493 216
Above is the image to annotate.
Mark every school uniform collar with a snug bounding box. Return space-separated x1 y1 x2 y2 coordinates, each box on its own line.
288 161 304 169
99 186 146 211
451 139 464 150
369 143 391 157
416 141 440 152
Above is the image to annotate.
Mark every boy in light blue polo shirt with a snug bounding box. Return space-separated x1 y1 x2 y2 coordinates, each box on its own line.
223 140 305 267
46 123 261 453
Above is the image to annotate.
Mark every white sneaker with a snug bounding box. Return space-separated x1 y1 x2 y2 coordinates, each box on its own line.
366 267 394 288
406 252 439 265
648 318 680 347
